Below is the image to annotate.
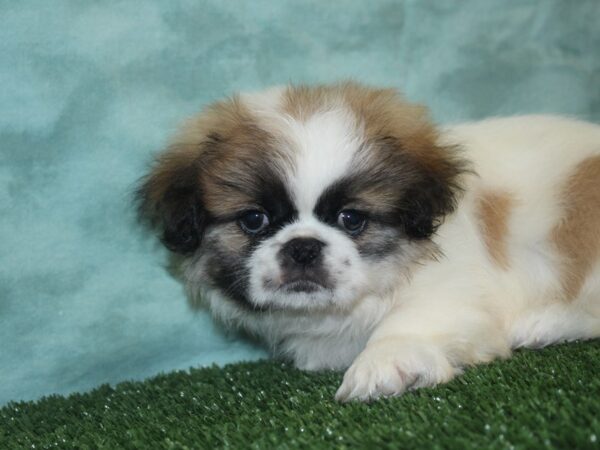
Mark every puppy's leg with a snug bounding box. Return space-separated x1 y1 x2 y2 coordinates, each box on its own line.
335 300 511 402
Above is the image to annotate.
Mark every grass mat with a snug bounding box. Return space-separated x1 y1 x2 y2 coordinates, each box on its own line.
2 341 599 449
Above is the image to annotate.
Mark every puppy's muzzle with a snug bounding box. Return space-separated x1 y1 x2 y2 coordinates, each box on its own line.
278 238 330 293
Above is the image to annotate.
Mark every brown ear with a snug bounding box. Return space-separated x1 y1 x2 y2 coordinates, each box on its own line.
136 151 206 254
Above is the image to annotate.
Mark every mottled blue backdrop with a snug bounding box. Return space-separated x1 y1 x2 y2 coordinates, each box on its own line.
1 0 598 404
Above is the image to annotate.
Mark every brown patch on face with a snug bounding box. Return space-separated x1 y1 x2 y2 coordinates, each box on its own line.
137 95 293 254
342 83 466 192
551 155 600 301
476 191 514 269
139 97 259 215
199 125 281 215
175 97 289 216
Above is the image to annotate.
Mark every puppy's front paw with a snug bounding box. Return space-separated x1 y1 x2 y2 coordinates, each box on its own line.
334 338 457 402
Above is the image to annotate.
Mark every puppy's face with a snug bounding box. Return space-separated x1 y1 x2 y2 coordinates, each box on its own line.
138 83 464 312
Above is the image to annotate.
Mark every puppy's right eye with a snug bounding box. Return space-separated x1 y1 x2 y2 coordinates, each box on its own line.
239 210 270 235
337 209 367 236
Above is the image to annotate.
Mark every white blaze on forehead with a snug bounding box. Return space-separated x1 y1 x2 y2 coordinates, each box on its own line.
286 108 363 214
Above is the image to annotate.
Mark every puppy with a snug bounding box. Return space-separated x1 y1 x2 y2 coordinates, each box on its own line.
137 82 600 401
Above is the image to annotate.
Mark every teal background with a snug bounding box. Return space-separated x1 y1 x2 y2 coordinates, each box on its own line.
0 0 598 405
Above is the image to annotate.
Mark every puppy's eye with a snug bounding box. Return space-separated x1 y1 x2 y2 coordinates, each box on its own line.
239 210 270 234
337 210 367 236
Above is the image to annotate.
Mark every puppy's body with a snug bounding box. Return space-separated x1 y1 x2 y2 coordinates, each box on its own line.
138 83 600 401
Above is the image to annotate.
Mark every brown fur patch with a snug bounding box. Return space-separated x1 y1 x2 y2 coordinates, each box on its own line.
142 95 288 218
476 191 514 269
137 95 294 254
551 155 600 301
180 97 287 215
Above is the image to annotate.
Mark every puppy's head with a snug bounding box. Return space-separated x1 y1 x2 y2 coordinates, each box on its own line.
138 83 465 312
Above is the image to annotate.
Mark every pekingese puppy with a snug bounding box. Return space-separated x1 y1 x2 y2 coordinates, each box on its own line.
137 82 600 401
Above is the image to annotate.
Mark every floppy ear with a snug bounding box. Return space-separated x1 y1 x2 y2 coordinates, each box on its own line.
399 165 462 239
136 152 206 254
395 143 466 240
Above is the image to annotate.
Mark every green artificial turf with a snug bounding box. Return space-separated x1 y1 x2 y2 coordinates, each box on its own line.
2 342 599 449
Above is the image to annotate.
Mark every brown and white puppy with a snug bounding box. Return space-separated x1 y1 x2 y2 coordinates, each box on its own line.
137 82 600 401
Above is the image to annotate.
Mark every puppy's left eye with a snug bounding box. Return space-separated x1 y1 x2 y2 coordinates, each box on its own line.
239 210 270 234
337 210 367 235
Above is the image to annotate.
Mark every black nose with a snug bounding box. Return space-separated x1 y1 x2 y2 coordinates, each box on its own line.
282 237 325 266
